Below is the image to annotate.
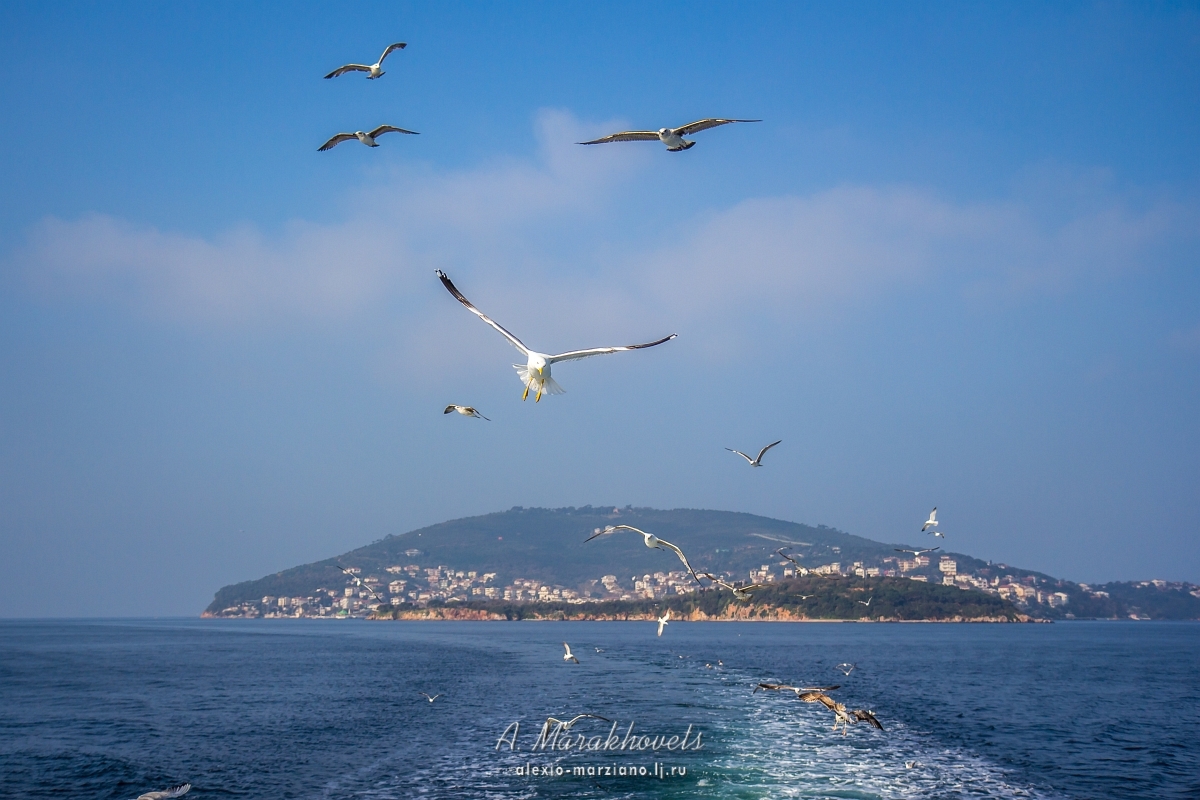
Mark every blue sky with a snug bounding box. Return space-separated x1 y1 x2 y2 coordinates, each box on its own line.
1 2 1197 616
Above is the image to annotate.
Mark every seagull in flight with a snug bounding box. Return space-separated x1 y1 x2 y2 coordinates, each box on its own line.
443 404 489 420
796 689 884 735
776 547 810 575
930 529 945 538
579 118 760 152
755 682 841 698
727 440 782 467
137 786 190 800
319 125 418 151
699 573 766 601
656 610 670 637
835 663 857 676
797 594 814 601
895 547 940 558
335 566 384 603
419 692 441 703
921 508 939 532
905 761 919 769
542 713 610 733
324 42 406 79
436 270 676 402
585 525 703 584
857 597 873 607
562 642 579 664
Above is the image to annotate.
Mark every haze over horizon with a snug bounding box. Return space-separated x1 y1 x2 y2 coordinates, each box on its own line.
1 2 1198 617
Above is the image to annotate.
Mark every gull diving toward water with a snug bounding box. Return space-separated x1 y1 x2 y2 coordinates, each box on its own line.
324 42 406 79
895 547 940 558
335 566 384 604
796 689 884 736
419 692 441 703
137 787 190 800
443 405 489 420
727 440 782 467
578 118 761 151
436 270 676 402
563 642 579 664
585 525 703 585
319 125 418 151
656 610 670 637
836 663 857 676
922 508 939 532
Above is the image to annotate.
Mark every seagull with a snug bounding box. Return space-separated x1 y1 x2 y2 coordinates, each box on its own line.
699 573 766 601
797 594 814 600
542 713 610 733
443 405 489 420
419 692 441 703
137 787 190 800
656 610 670 637
776 547 810 575
563 642 579 664
578 118 761 152
585 526 703 584
797 690 884 735
319 125 418 151
921 508 938 532
755 682 841 697
905 761 919 769
594 647 604 653
895 547 940 558
857 597 873 607
930 530 945 538
335 566 384 603
726 440 782 467
835 663 857 676
324 42 407 79
436 270 676 402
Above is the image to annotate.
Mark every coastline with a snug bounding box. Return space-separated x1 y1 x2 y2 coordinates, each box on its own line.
365 606 1043 623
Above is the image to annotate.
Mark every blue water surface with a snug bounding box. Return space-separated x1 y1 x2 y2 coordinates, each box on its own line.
1 619 1197 799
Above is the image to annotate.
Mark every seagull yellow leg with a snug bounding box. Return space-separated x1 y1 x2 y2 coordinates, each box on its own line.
535 387 543 402
522 383 530 401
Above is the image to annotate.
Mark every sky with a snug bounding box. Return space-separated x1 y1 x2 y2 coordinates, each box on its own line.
1 1 1198 617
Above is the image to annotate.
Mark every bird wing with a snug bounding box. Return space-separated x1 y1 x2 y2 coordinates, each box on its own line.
547 334 676 364
755 682 797 693
473 409 490 420
798 692 838 710
318 133 357 151
674 118 761 135
754 440 782 462
578 131 661 144
799 685 841 692
853 709 884 729
563 642 572 656
378 42 407 63
656 539 703 583
137 787 191 800
324 64 370 78
369 125 419 138
435 270 531 355
443 406 457 414
568 714 610 725
726 448 755 464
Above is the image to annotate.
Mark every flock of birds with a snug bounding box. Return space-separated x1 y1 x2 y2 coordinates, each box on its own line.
124 39 959 798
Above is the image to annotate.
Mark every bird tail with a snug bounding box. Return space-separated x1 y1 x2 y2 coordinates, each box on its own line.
513 366 565 395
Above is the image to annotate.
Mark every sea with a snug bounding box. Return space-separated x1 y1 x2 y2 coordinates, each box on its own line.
1 619 1196 800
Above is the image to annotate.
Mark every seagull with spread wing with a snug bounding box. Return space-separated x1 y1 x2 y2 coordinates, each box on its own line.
656 610 670 637
727 440 781 467
436 270 675 402
335 566 384 604
324 42 406 79
755 682 841 698
541 713 610 734
562 642 579 664
585 525 703 585
699 573 766 601
137 786 190 800
578 118 760 151
835 663 857 676
776 547 810 575
857 597 873 607
797 689 884 735
419 692 441 703
443 405 489 420
921 508 939 532
895 547 940 558
319 125 418 151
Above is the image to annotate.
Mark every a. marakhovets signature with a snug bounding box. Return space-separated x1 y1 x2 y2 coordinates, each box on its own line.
496 720 703 752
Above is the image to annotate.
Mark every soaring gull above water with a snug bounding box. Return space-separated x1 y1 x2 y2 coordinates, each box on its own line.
324 42 406 79
319 125 418 151
585 525 703 584
562 642 579 664
727 440 782 467
137 786 190 800
895 547 940 558
835 663 857 676
419 692 441 703
656 610 670 637
797 689 884 735
755 682 841 698
578 118 760 151
542 714 610 734
444 405 489 420
699 573 766 601
436 270 676 402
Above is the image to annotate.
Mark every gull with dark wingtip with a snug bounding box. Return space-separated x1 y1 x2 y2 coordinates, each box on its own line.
444 405 489 420
137 786 190 800
335 565 383 604
319 125 418 151
727 440 781 467
585 525 703 584
436 270 675 402
579 118 760 151
324 42 406 79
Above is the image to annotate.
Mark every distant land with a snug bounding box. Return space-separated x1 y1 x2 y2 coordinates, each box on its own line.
204 506 1200 621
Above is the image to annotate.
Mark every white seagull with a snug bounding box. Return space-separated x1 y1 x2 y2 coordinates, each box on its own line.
656 610 670 637
542 713 610 733
921 508 939 532
857 597 873 607
443 404 489 420
137 786 190 800
699 573 767 601
324 42 407 80
419 692 441 703
895 547 940 558
562 642 579 664
835 663 857 676
319 125 418 151
436 270 675 402
585 525 703 584
755 682 841 698
930 529 945 539
727 440 782 467
776 547 810 575
579 118 760 151
335 566 384 604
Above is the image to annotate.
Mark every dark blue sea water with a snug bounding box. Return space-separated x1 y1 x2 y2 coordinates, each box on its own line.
1 620 1197 800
